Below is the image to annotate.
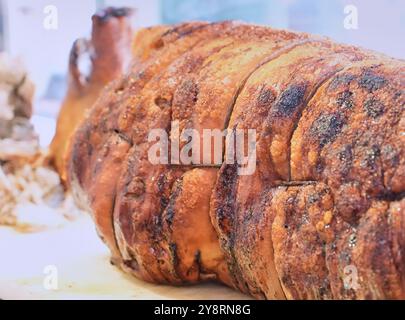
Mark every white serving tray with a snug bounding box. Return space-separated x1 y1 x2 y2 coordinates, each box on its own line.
0 215 249 300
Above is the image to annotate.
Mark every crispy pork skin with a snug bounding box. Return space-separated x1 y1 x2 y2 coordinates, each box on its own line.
68 22 405 299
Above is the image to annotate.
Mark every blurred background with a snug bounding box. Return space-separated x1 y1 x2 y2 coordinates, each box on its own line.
0 0 403 136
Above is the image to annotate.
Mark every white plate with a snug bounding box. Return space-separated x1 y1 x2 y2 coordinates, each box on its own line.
0 215 250 300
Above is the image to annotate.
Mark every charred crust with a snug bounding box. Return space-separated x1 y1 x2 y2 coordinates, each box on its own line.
193 250 202 278
376 191 405 202
165 178 184 227
310 113 346 148
273 83 307 117
336 90 354 109
358 69 387 93
360 145 381 169
257 85 276 107
215 163 238 234
161 22 210 40
328 73 355 90
363 98 385 118
337 144 354 178
169 242 179 269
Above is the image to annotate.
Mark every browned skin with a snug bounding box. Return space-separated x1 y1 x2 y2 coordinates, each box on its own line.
113 21 242 283
68 21 405 299
210 41 380 298
113 24 315 284
70 21 234 268
290 60 405 299
49 7 134 182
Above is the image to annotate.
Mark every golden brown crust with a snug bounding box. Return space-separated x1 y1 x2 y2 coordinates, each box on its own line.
110 22 312 284
154 24 311 287
291 60 405 219
70 21 237 272
287 60 405 299
160 169 232 284
210 41 380 298
271 183 334 299
68 21 405 299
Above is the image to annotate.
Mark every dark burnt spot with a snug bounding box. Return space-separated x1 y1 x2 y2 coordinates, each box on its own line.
162 22 208 42
154 96 172 109
166 204 175 227
160 196 169 209
316 159 325 175
328 73 355 90
274 83 307 117
177 23 210 38
257 86 276 107
377 190 405 202
364 98 385 118
361 145 380 169
169 242 179 268
157 174 167 193
348 233 357 248
281 274 293 288
241 208 255 225
310 113 345 148
336 91 354 109
359 70 387 93
165 178 183 227
337 145 353 177
193 250 202 277
216 163 238 234
318 283 329 299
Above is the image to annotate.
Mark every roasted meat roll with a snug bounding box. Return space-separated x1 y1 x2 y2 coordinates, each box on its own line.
67 21 405 299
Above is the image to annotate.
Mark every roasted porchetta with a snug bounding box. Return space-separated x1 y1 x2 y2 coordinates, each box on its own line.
66 21 405 299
